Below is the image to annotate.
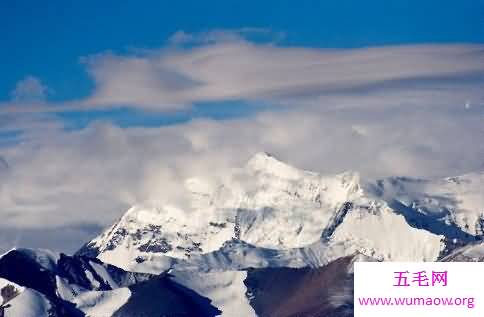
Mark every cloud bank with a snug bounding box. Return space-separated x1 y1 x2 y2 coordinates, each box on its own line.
83 42 484 110
1 31 484 252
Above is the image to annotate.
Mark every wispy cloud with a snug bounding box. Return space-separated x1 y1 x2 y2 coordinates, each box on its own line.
82 41 484 110
2 32 483 113
167 28 284 46
10 75 49 103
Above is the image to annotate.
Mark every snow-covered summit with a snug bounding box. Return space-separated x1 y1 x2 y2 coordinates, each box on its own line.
371 171 484 238
80 153 374 267
74 153 484 272
245 152 306 179
4 153 483 316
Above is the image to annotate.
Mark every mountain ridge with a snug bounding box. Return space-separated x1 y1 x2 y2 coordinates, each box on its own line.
2 153 483 316
78 153 483 274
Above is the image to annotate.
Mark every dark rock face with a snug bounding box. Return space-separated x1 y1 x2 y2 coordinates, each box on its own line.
0 250 90 316
0 249 221 317
112 275 221 317
0 284 20 317
75 242 100 258
244 256 355 317
56 254 153 290
138 238 173 253
0 250 58 298
321 202 354 241
209 222 227 229
0 250 152 294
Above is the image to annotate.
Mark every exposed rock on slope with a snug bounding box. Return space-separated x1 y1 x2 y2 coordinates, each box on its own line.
79 153 454 273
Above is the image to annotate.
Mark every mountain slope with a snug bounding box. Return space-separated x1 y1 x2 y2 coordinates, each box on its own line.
0 278 53 317
72 153 484 316
80 152 364 261
441 242 484 262
244 255 359 317
1 153 484 316
0 248 220 317
371 173 484 238
79 152 455 273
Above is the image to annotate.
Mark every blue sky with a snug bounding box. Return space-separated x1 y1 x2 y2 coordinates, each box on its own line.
1 0 483 104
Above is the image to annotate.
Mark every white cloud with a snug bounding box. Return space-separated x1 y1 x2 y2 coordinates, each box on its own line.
10 76 49 103
2 36 483 114
168 28 282 46
81 39 484 110
1 31 484 252
1 99 483 234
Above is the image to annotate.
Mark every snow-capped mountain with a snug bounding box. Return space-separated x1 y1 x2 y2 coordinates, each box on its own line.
0 278 54 317
79 152 476 273
371 172 484 238
0 248 221 317
2 153 483 316
80 152 365 259
244 255 361 317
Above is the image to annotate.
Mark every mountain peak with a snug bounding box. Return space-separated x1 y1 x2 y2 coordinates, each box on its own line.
247 152 279 165
245 152 305 179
